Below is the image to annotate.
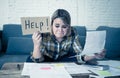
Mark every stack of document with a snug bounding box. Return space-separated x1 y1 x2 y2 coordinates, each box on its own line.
21 63 91 78
22 63 72 78
22 62 120 78
89 60 120 78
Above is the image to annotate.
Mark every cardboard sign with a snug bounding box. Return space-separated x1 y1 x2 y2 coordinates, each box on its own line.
21 17 51 35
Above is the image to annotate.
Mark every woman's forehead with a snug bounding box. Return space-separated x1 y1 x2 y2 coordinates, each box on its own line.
53 18 65 24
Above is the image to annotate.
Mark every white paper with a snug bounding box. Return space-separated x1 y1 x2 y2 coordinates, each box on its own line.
22 63 72 78
21 63 55 75
30 66 72 78
82 31 106 55
21 62 36 75
63 63 90 74
21 62 90 76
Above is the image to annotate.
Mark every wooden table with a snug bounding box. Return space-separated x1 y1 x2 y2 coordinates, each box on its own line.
0 62 90 78
0 63 29 78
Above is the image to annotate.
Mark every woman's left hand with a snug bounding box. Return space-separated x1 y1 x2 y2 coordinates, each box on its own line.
84 49 106 65
94 49 106 59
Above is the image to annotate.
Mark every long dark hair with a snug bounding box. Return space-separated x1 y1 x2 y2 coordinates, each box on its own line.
51 9 71 25
51 9 71 36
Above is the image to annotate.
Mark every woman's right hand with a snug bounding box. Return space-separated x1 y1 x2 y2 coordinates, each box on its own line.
32 31 42 58
32 31 42 47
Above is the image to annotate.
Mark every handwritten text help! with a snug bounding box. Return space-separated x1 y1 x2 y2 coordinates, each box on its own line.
21 17 51 35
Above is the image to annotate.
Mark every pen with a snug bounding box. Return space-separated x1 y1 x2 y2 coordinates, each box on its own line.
88 70 98 76
17 64 21 70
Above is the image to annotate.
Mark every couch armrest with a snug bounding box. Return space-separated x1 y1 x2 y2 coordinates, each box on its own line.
0 38 1 53
0 30 2 53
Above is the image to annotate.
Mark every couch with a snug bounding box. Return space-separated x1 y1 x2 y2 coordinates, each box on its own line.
0 24 120 68
0 24 33 68
96 26 120 60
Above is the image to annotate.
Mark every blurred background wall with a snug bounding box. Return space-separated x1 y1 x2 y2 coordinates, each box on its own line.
0 0 120 30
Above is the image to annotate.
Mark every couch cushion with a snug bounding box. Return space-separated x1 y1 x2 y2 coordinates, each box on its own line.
96 26 120 59
73 26 86 36
73 26 86 49
0 39 1 52
6 37 33 55
2 24 32 52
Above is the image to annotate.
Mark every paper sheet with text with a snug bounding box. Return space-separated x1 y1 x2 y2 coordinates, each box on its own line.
82 31 106 55
22 63 72 78
30 65 71 78
21 62 90 78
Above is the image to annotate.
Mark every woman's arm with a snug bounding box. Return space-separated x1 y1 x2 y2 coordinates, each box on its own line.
84 49 106 61
32 31 44 62
73 34 106 64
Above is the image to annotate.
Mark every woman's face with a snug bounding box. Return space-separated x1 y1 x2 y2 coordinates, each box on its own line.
52 18 69 39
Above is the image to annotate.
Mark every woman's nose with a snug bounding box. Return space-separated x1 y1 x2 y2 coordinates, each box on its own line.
59 27 63 32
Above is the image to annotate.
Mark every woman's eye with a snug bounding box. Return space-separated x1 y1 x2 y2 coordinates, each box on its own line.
62 26 67 28
55 25 60 28
55 25 67 28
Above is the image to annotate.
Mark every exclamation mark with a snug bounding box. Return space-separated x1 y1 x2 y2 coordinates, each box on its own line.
46 18 49 30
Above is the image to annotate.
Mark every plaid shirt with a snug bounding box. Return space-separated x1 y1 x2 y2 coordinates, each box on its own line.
32 27 85 63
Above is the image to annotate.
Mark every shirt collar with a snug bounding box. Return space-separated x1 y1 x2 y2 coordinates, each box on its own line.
51 35 67 43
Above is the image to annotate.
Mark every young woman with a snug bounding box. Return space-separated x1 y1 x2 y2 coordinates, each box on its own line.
27 9 105 64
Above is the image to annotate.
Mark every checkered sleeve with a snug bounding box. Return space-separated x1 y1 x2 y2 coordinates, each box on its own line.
73 35 86 64
30 44 46 63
